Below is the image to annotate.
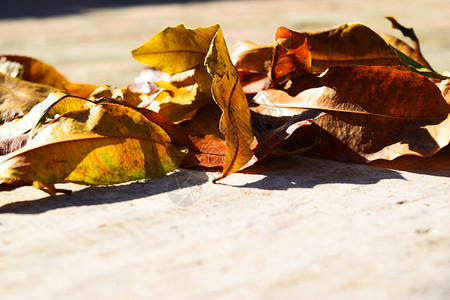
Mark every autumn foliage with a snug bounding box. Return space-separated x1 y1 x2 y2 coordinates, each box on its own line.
0 18 449 194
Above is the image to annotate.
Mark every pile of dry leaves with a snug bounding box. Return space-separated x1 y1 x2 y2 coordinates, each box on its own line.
0 18 449 194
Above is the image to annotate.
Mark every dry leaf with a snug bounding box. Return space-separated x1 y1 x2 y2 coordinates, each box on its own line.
232 40 274 74
0 103 186 193
255 65 450 162
269 27 311 85
0 73 59 124
0 55 98 97
134 106 226 169
144 81 210 124
132 24 220 75
205 27 256 180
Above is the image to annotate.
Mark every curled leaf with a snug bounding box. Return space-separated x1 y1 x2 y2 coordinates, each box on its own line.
205 27 256 180
250 109 323 161
134 106 226 169
269 27 311 85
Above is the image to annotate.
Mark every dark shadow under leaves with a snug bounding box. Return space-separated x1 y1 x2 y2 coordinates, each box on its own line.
2 150 448 214
369 145 450 177
226 154 406 190
0 168 210 214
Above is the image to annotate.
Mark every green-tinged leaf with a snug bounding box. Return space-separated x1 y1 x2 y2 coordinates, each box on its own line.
132 24 220 75
0 104 186 191
390 46 449 80
382 16 433 70
205 27 256 180
381 34 430 68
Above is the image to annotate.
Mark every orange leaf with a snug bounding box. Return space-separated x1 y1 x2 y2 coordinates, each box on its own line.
269 27 311 85
205 27 256 180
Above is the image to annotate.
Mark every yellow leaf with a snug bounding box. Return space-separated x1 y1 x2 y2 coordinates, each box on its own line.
145 81 209 124
0 104 186 189
132 24 220 75
205 27 255 180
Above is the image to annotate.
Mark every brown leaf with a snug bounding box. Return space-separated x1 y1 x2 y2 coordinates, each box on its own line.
437 79 450 105
232 40 274 74
250 109 323 161
306 23 401 72
0 133 28 156
0 73 58 124
255 65 450 162
1 55 98 97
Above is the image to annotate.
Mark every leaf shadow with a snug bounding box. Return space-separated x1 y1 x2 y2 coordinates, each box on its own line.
232 155 407 190
235 149 449 191
369 146 450 177
0 169 210 214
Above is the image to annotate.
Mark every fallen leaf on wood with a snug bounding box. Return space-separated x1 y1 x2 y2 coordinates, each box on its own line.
0 73 59 124
255 65 450 162
132 24 220 75
269 27 311 85
0 103 187 193
1 19 449 195
0 55 98 97
205 27 256 181
143 81 210 124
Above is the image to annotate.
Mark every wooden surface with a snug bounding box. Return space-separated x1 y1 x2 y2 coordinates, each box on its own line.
1 1 450 299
